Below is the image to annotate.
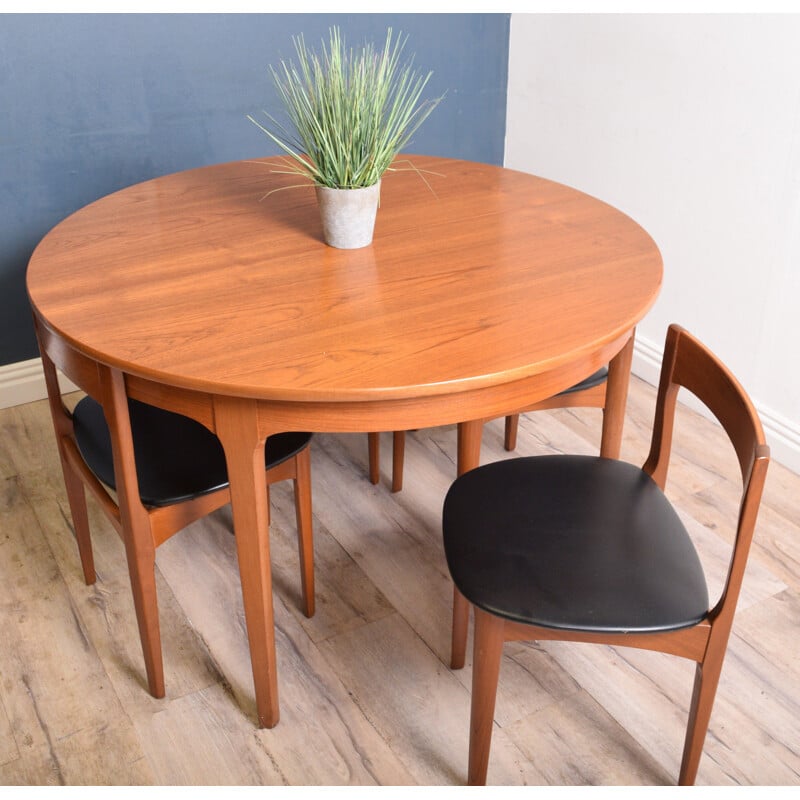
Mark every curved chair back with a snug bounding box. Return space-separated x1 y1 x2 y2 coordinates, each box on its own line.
442 323 770 785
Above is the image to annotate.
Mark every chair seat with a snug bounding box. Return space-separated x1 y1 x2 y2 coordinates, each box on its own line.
73 396 312 508
443 455 709 634
557 366 608 396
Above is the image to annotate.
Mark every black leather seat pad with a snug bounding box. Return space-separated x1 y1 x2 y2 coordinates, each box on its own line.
72 396 311 508
443 455 709 634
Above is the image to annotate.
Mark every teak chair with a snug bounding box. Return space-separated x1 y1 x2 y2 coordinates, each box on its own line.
34 317 315 701
367 368 608 492
442 324 770 785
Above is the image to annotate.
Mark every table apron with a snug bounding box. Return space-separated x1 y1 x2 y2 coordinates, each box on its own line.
261 357 611 433
124 332 630 437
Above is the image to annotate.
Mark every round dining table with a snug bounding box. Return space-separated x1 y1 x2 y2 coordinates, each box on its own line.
27 155 662 728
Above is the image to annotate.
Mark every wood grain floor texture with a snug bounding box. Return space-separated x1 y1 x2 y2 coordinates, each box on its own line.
0 376 798 786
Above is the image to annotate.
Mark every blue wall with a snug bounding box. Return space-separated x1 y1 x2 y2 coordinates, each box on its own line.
0 13 510 366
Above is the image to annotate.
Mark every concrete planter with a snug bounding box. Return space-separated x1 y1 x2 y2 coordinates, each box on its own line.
315 181 381 249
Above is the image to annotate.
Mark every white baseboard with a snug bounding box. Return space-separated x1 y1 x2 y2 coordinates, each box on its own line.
631 334 665 388
0 357 79 410
3 351 798 475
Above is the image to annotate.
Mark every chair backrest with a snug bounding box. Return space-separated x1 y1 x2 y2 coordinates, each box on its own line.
643 323 770 621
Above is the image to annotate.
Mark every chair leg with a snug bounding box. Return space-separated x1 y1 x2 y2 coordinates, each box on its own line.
368 433 380 485
503 415 519 452
61 457 96 584
391 430 406 493
451 586 470 669
293 447 315 618
468 607 505 785
123 536 165 699
678 641 728 785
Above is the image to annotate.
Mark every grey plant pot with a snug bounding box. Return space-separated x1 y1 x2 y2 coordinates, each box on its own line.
315 181 381 249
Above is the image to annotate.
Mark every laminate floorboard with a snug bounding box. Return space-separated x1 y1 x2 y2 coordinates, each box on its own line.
0 376 797 785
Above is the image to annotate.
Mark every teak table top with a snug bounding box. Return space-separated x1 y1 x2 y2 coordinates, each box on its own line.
27 156 662 730
28 156 662 405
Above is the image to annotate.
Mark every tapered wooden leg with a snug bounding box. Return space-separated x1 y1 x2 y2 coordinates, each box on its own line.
600 331 635 459
37 336 96 585
457 420 483 476
503 414 519 452
391 430 406 493
368 433 380 485
451 419 484 668
451 586 470 670
293 447 315 618
60 454 96 584
216 396 280 728
109 424 164 697
679 644 728 785
123 536 165 698
102 367 164 699
468 608 505 786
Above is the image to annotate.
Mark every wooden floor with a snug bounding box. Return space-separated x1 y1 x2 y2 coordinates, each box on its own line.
0 375 798 786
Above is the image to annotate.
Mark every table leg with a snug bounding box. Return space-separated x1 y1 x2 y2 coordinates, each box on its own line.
451 419 484 669
600 330 636 459
457 419 484 476
214 396 279 728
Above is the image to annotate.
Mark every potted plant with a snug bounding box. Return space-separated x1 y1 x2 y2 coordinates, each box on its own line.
248 26 443 249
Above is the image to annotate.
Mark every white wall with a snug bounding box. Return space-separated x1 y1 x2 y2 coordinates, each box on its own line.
506 13 800 472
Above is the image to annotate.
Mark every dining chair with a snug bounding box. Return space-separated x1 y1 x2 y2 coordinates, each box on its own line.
442 324 770 785
34 317 315 701
367 367 608 492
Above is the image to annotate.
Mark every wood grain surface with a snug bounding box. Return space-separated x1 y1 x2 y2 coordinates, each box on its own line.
27 157 661 402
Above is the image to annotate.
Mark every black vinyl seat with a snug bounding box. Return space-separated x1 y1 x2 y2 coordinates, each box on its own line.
73 396 312 507
443 454 708 634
